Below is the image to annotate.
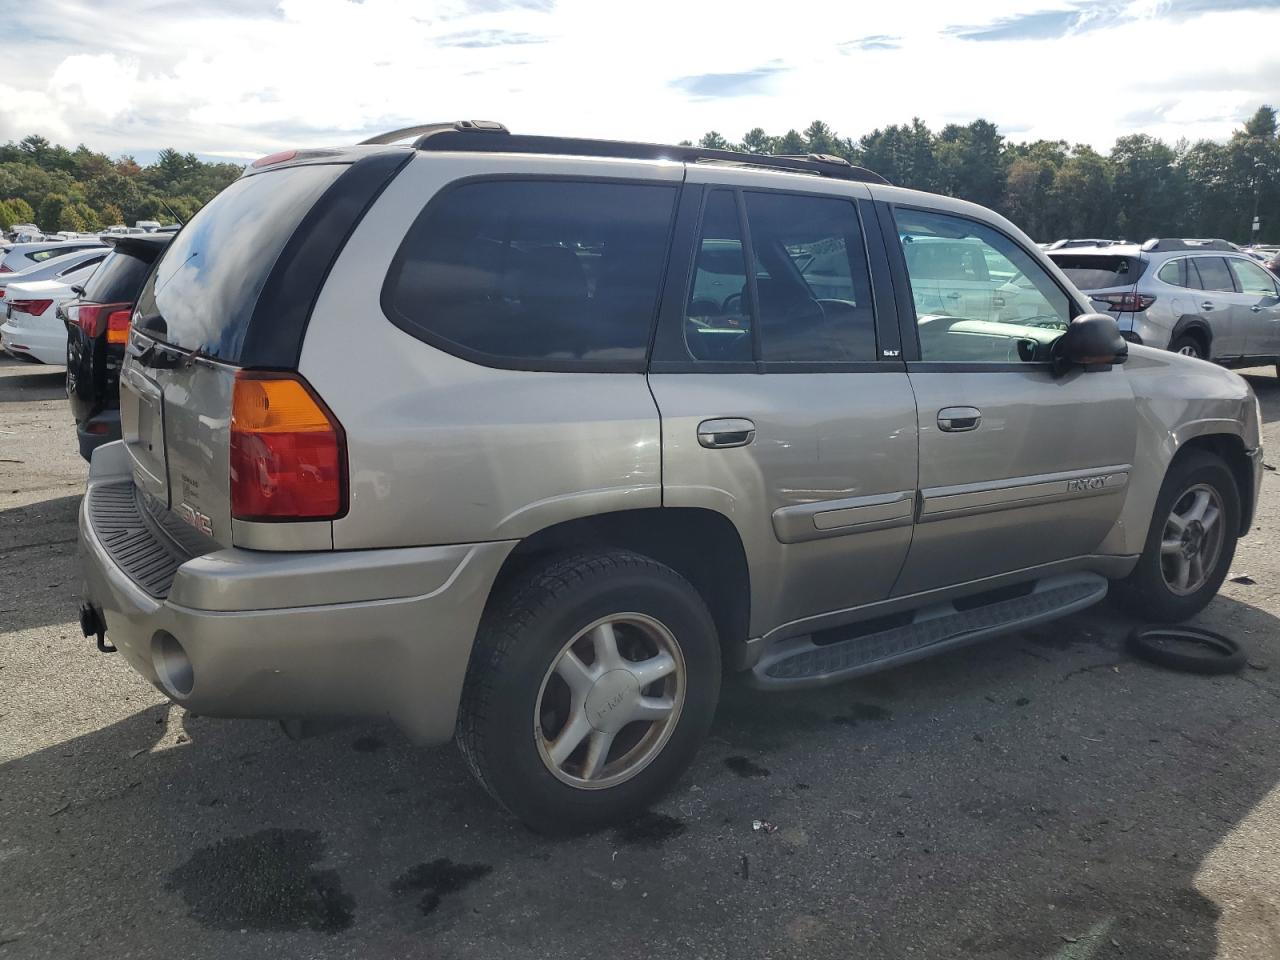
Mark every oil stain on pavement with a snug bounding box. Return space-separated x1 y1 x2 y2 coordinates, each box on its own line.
167 829 354 933
391 859 493 915
614 812 687 847
724 755 771 778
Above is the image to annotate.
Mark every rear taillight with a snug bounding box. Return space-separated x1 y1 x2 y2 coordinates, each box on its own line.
10 299 52 316
71 301 131 338
0 265 12 274
1098 292 1155 312
230 371 346 521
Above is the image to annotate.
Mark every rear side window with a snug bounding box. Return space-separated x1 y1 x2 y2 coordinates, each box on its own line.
383 179 678 369
1191 256 1235 293
82 249 155 302
1051 254 1146 290
1157 258 1186 286
135 164 345 361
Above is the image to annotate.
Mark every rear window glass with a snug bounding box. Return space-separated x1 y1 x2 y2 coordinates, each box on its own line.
1049 254 1146 289
135 165 344 361
382 179 678 369
83 248 158 302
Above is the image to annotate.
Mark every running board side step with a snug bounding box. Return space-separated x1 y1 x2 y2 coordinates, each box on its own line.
750 573 1108 690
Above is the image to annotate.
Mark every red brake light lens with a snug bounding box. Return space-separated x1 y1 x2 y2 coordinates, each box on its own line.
70 301 131 338
10 299 52 316
105 309 132 344
230 372 346 521
252 149 297 168
0 265 12 274
1099 292 1155 312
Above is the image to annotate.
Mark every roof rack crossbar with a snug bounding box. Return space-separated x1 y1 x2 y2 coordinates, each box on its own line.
392 122 889 185
1141 238 1238 252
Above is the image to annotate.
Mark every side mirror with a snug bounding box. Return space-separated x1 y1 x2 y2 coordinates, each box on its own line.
1053 313 1128 373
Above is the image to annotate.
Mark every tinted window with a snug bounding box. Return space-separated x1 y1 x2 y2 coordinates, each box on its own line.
1051 254 1146 289
744 191 875 362
31 247 87 264
136 164 344 360
384 180 677 368
685 190 752 362
82 249 157 303
896 207 1072 363
56 254 104 278
1229 257 1279 296
1191 256 1235 293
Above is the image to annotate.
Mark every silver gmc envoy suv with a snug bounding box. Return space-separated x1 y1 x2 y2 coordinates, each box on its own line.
79 122 1263 833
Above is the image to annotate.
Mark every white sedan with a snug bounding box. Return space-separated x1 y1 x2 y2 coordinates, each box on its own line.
0 259 100 365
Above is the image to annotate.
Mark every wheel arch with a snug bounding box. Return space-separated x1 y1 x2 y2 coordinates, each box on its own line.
489 507 752 665
1173 433 1255 535
1171 317 1213 356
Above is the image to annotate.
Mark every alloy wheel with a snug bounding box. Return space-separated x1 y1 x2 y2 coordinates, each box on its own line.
534 613 686 790
1160 483 1225 596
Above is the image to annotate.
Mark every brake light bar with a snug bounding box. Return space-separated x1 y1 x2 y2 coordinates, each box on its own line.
252 149 297 168
230 371 347 521
1098 292 1155 312
9 299 52 316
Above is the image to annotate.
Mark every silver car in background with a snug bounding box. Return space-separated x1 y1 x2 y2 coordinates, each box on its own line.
77 123 1262 833
1050 238 1280 366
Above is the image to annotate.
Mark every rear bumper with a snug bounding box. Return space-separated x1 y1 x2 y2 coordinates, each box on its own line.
79 442 515 744
1 318 65 365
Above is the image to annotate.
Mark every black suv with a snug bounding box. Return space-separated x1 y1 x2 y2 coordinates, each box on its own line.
63 234 171 460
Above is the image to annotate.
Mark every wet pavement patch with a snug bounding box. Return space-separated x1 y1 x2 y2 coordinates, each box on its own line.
615 812 687 848
391 858 492 915
725 755 771 778
352 735 385 753
167 829 354 934
832 702 892 725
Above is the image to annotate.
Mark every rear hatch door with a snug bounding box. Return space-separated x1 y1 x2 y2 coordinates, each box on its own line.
1048 252 1147 317
120 161 352 548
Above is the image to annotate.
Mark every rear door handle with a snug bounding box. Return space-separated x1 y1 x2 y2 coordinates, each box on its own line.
945 292 962 300
1252 305 1263 313
697 418 756 449
937 406 982 433
1202 301 1216 311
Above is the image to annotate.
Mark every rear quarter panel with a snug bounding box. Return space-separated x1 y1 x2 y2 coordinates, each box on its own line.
300 153 681 550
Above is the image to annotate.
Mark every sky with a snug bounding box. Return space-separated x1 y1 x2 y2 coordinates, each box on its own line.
2 0 1279 163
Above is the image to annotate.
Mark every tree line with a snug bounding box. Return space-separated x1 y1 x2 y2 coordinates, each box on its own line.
2 107 1276 241
688 106 1279 243
0 135 243 232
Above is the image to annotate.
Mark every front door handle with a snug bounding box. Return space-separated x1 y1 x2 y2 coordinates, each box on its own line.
1252 305 1263 313
1202 301 1216 311
937 406 982 433
697 418 756 449
945 292 962 300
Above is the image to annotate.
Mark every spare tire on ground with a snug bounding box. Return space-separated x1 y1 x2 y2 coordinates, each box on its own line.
1127 626 1246 675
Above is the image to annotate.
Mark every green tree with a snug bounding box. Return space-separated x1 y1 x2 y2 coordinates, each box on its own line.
802 120 837 155
739 128 774 154
698 131 731 150
1110 134 1187 238
4 196 35 225
936 119 1006 209
38 192 69 231
58 202 93 232
860 119 939 192
98 202 124 227
775 129 807 154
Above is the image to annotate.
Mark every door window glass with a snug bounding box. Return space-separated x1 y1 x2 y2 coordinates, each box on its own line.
684 190 752 362
744 191 876 362
1229 257 1280 296
895 207 1072 363
1191 256 1235 293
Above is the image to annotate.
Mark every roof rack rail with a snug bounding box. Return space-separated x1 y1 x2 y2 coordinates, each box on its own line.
358 119 510 146
376 120 891 185
1141 238 1238 253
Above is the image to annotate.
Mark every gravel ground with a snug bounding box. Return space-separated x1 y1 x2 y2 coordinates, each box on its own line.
3 354 1280 959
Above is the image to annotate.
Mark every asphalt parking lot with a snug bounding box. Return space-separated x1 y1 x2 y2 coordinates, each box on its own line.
3 354 1280 960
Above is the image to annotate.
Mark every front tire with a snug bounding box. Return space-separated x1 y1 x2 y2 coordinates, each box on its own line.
456 550 721 834
1112 450 1240 622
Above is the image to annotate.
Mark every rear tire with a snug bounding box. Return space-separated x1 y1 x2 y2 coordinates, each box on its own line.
1112 450 1240 622
456 550 721 834
1170 334 1205 359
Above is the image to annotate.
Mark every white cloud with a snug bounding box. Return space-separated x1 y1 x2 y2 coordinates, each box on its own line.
2 0 1277 159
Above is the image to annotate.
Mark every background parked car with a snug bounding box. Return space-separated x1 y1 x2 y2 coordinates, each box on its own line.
1049 238 1280 366
1047 238 1129 250
0 246 109 300
0 257 102 364
63 232 171 459
0 239 104 275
